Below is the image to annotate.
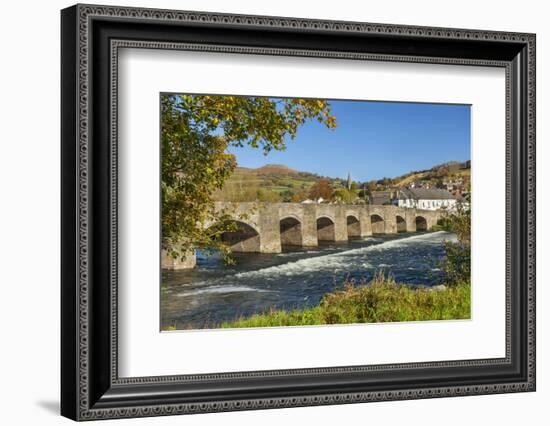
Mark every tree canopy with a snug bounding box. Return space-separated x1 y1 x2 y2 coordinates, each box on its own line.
161 94 337 260
332 187 358 204
308 178 334 200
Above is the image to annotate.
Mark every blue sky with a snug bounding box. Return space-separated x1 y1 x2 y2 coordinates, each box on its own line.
228 99 471 182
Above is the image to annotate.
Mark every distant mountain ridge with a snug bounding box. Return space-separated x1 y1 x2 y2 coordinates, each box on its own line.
390 160 470 187
240 164 300 176
213 160 470 202
213 163 325 202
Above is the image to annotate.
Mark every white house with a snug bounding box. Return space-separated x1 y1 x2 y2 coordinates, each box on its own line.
395 188 458 211
300 197 325 204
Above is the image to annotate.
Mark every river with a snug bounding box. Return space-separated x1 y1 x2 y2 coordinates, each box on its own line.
161 231 457 330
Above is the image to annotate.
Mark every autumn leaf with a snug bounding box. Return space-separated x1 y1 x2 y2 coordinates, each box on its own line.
161 94 337 262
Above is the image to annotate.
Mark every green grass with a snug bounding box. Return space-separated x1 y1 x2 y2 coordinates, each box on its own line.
269 186 293 193
219 274 471 329
215 166 321 201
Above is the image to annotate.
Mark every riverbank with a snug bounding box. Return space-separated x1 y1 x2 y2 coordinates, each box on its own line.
219 273 470 328
161 232 464 330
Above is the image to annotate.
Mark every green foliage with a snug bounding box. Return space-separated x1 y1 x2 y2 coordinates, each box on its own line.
220 272 471 328
377 177 394 186
441 241 470 286
161 95 336 260
280 189 295 202
331 187 358 204
439 204 470 245
439 201 471 285
214 163 377 203
255 188 281 202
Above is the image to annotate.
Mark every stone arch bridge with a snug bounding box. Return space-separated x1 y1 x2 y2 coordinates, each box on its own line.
163 202 444 269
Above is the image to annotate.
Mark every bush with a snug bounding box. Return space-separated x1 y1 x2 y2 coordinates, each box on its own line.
439 201 471 285
442 241 470 285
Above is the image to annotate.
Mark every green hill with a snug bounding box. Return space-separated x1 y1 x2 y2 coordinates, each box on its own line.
213 164 334 202
390 161 470 188
213 160 470 203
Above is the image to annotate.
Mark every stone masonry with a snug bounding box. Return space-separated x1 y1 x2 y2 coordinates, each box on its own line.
162 202 443 269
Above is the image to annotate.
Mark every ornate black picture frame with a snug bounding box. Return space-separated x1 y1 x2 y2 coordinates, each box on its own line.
61 4 536 421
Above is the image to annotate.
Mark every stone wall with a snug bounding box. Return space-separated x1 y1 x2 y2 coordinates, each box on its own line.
163 202 443 269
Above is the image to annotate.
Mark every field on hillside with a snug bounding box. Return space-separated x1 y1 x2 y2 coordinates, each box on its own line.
391 161 470 188
212 161 470 203
212 164 338 202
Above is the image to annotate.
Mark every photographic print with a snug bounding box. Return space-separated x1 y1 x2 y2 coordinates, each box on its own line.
160 94 472 331
61 7 535 417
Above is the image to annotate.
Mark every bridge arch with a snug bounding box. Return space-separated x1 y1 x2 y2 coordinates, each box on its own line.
218 220 261 252
317 216 336 241
371 214 385 234
415 216 428 231
396 215 407 233
280 216 302 247
346 214 361 239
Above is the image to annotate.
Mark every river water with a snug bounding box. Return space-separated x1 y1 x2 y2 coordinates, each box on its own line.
161 231 457 330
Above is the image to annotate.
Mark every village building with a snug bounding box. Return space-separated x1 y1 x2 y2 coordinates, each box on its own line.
395 188 458 211
370 190 397 205
442 177 469 199
409 180 433 189
301 197 325 204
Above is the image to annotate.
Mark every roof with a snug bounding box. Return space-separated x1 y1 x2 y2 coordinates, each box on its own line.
370 191 393 205
399 188 456 200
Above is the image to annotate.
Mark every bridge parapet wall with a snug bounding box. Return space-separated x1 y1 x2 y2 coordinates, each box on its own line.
163 202 448 269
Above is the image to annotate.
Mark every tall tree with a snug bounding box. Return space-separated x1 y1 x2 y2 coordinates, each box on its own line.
308 178 334 200
161 95 336 260
332 188 358 204
440 199 471 285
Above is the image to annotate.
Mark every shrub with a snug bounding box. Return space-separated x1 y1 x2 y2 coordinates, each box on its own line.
442 241 470 285
439 201 471 285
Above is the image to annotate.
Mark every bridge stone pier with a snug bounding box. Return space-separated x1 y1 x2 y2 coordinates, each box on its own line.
162 202 444 269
